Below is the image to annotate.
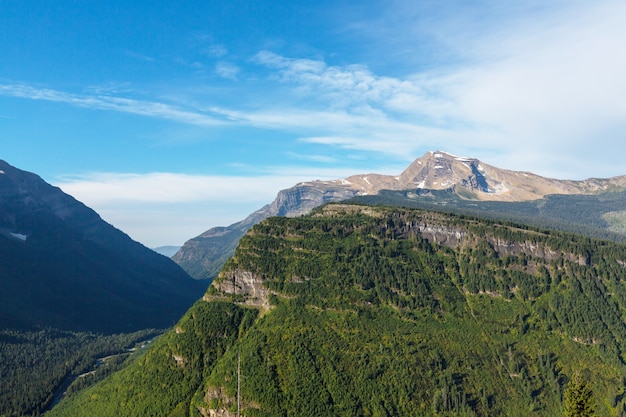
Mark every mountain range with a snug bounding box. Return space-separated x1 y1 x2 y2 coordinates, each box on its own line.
50 203 626 416
5 152 626 416
0 159 206 334
173 151 626 279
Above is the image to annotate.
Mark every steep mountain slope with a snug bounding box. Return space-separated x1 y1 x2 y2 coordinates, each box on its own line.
0 160 206 333
173 150 626 279
51 204 626 416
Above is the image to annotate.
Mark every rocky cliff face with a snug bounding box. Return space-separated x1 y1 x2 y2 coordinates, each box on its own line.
270 183 359 217
173 150 626 279
210 269 271 309
408 215 588 266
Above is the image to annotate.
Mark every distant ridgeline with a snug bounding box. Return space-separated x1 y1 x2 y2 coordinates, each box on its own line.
351 188 626 244
51 204 626 416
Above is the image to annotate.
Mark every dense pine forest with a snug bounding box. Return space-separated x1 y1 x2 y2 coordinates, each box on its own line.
0 328 160 416
43 204 626 415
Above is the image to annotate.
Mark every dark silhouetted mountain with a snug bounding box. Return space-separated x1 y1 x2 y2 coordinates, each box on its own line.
0 160 206 334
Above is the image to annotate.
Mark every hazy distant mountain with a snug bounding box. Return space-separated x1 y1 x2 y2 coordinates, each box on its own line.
0 160 206 333
152 245 181 257
173 151 626 279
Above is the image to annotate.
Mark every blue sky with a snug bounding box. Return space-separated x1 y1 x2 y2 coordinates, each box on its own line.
2 0 626 247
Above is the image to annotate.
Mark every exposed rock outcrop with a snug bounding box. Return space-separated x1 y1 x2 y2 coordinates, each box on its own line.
211 269 271 310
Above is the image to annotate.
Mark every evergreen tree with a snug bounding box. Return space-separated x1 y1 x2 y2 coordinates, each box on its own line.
564 371 595 417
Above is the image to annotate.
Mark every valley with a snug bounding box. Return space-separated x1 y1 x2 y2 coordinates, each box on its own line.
0 160 205 417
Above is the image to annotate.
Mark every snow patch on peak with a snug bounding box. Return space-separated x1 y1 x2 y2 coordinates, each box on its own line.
340 179 351 186
492 182 509 194
362 177 371 185
430 150 473 162
11 232 27 241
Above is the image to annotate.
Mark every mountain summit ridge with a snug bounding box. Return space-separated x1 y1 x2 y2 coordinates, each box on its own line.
173 150 626 279
300 150 626 200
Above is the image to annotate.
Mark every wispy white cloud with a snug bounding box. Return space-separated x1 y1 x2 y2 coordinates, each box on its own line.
205 44 228 58
250 1 626 178
123 50 156 62
0 84 226 126
55 172 307 246
83 82 134 95
56 172 296 204
215 61 240 80
253 50 439 115
285 151 337 164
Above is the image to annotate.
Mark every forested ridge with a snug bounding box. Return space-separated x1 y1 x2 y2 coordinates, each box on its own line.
49 204 626 416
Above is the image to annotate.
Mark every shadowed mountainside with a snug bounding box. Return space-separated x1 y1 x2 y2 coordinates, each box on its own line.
0 160 206 334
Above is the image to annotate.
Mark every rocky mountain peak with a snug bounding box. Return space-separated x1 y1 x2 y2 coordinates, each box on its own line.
398 151 489 192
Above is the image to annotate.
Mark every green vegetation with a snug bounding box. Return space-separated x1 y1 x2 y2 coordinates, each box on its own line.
47 301 256 417
0 328 159 416
49 204 626 416
603 211 626 235
565 371 596 417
